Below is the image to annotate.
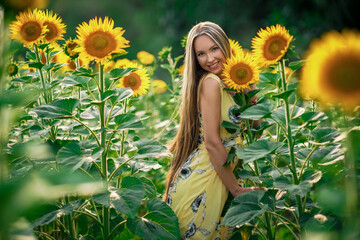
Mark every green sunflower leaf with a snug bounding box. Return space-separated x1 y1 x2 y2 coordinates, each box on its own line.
288 60 305 71
241 103 274 120
34 98 79 119
110 68 136 80
127 198 180 240
236 140 284 163
259 72 280 85
221 190 268 227
62 75 91 88
115 114 143 131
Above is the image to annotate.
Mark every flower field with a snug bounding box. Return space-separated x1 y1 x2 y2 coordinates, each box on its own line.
1 3 360 240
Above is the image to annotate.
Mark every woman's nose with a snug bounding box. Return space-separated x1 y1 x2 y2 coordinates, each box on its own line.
207 53 214 62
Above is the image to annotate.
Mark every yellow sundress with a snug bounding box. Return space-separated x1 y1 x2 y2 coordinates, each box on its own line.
166 73 243 239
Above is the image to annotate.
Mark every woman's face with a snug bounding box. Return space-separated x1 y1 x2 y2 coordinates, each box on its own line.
194 34 226 77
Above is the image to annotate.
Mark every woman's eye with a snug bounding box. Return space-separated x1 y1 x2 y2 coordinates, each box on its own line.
197 52 204 57
212 47 219 51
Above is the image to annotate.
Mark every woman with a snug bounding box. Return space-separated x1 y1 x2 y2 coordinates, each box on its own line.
164 21 258 239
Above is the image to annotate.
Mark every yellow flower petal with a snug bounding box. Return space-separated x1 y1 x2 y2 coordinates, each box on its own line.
116 62 150 96
222 51 260 92
137 51 155 65
9 8 46 46
229 38 242 58
300 30 360 111
151 79 167 94
252 24 293 67
43 10 66 42
76 17 129 64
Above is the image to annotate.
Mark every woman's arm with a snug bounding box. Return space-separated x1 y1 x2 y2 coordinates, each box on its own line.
199 77 253 197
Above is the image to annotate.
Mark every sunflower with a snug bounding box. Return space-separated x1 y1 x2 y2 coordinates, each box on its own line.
9 8 46 46
243 48 253 55
56 50 89 72
151 80 167 94
116 62 150 96
158 46 172 62
229 38 242 58
33 42 81 72
65 58 89 71
178 64 185 74
42 10 66 42
300 30 360 111
137 51 155 65
41 42 87 72
252 24 293 67
114 58 132 68
64 39 80 59
222 51 260 92
76 17 130 64
100 58 132 72
7 63 19 76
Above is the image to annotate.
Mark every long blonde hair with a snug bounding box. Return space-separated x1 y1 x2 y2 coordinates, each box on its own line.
164 22 231 200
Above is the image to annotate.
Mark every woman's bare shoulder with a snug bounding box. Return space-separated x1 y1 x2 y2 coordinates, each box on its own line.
200 76 221 94
198 74 222 108
201 73 221 84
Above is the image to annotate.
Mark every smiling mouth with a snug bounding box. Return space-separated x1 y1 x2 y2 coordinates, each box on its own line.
208 62 219 68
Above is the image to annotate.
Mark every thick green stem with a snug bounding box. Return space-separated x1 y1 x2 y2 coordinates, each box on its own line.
34 45 58 141
65 197 77 240
343 128 360 238
265 212 274 240
45 45 53 102
279 60 297 183
99 65 107 179
102 200 110 238
34 45 49 104
120 131 128 157
279 60 303 216
98 64 110 239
